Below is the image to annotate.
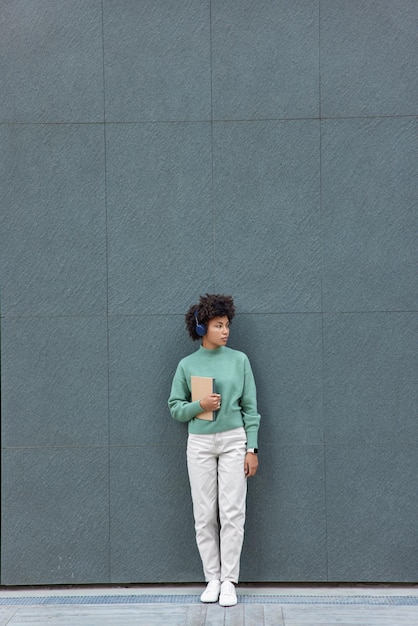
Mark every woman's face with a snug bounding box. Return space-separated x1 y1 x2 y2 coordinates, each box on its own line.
202 316 230 350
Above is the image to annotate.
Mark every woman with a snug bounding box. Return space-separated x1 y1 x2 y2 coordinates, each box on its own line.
168 293 260 607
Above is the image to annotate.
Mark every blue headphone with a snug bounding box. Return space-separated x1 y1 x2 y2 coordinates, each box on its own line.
194 310 207 337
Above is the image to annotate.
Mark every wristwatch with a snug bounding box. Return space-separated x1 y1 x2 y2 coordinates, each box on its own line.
246 448 258 454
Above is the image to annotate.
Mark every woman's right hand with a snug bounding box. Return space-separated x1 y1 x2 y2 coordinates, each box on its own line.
199 394 222 412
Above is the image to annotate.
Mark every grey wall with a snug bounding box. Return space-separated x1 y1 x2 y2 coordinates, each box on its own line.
1 0 417 585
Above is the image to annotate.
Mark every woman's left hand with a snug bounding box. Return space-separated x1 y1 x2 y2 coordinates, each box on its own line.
244 452 258 477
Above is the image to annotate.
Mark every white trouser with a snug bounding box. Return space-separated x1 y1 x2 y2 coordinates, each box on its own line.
187 427 247 583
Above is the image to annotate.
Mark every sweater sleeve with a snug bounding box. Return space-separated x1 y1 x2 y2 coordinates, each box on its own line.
168 362 202 423
240 355 261 448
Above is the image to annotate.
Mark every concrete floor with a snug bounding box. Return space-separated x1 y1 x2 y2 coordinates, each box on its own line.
1 584 418 625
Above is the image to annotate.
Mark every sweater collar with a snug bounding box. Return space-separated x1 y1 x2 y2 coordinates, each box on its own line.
199 345 226 355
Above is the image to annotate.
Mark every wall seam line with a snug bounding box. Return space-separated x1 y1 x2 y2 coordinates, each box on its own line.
209 0 215 291
101 0 112 585
318 0 330 583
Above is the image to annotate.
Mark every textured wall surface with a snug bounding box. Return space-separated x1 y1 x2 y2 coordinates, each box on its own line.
1 0 417 585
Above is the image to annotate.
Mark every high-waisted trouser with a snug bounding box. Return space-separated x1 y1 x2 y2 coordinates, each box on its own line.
187 427 247 584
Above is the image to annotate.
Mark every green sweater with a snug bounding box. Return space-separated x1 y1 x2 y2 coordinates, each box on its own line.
168 345 260 448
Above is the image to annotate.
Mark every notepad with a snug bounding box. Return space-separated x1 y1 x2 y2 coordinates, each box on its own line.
191 375 216 421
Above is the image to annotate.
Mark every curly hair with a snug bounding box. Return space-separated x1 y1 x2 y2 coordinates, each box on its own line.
185 293 235 341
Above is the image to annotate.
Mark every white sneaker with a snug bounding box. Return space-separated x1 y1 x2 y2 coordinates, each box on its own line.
219 580 237 607
200 580 221 603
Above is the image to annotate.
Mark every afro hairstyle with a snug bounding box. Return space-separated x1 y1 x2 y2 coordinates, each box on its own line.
185 293 235 341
